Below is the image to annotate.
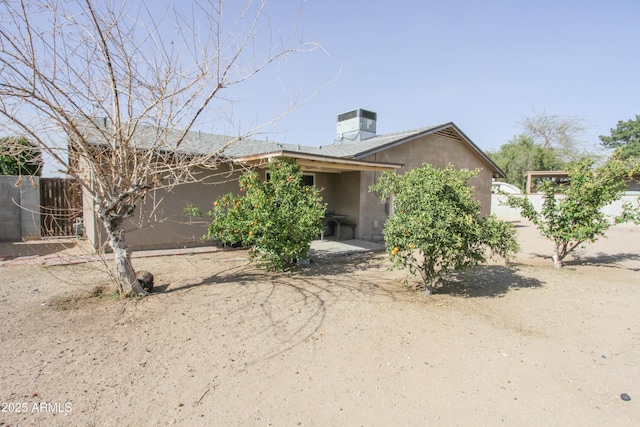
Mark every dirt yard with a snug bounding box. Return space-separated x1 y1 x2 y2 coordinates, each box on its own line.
1 220 639 426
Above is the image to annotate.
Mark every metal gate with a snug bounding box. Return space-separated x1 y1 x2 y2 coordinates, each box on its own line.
40 178 83 237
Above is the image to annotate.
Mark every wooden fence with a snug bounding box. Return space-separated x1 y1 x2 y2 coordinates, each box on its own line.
40 178 83 237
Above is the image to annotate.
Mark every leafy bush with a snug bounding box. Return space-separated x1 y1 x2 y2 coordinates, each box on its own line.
192 159 326 271
0 136 42 176
370 164 519 294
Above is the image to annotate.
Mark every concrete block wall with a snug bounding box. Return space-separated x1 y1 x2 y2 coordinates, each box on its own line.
0 176 41 241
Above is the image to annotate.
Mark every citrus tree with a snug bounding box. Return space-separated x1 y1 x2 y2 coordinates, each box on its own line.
370 164 519 294
195 159 325 270
504 158 640 268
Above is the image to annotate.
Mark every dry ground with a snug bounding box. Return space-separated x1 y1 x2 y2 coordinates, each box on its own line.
1 221 639 426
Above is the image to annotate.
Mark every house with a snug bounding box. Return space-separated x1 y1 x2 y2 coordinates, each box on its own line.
81 109 505 251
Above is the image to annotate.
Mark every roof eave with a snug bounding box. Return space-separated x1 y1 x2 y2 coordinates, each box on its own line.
232 150 404 173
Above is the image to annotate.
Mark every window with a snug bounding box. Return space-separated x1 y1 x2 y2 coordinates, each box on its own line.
302 173 315 187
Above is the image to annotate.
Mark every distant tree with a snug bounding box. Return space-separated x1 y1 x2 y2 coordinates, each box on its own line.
521 112 589 162
190 159 325 271
487 134 564 191
504 158 640 269
599 114 640 160
0 136 42 176
369 164 519 295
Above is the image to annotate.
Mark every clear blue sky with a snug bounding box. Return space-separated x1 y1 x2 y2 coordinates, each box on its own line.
25 0 638 175
230 0 640 155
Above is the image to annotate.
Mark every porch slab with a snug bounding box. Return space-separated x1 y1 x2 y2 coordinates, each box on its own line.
309 239 385 259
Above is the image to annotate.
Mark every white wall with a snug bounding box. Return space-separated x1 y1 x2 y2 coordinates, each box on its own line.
492 193 640 220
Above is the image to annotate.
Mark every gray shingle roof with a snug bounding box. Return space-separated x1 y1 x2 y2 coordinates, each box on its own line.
170 124 448 159
77 119 503 176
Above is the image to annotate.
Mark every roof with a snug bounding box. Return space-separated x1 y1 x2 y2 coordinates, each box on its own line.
77 119 504 177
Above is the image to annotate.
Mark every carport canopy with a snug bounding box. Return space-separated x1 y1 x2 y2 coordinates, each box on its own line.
523 170 569 194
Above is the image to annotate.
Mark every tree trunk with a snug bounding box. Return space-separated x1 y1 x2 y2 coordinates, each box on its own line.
424 284 433 296
552 245 564 269
422 265 436 295
105 218 148 297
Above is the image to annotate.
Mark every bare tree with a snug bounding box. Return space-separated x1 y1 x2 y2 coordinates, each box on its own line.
0 0 318 296
521 112 589 162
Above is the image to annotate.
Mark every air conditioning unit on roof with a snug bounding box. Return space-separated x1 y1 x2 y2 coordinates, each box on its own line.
336 108 377 142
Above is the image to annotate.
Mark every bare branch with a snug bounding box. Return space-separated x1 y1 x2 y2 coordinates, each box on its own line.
0 0 320 296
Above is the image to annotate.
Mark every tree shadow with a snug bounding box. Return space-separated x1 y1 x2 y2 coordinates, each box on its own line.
526 251 640 271
158 251 391 295
435 265 544 298
0 238 82 259
564 252 640 270
157 261 269 294
145 252 413 366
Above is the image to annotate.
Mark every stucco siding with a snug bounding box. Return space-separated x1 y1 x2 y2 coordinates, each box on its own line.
123 166 242 250
314 172 335 208
361 133 494 217
358 170 387 241
330 172 360 218
84 164 243 251
82 183 100 250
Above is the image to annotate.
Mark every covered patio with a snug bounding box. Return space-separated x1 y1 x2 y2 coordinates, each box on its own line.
233 150 403 241
309 238 385 260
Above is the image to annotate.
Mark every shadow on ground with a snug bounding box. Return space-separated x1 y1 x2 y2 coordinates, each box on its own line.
161 251 391 294
150 252 408 365
0 239 81 259
436 265 544 298
526 251 640 271
564 252 640 270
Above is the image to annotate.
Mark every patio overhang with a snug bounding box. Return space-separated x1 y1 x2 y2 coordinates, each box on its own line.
233 150 403 173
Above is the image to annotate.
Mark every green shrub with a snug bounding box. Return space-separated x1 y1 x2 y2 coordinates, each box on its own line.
370 164 519 294
193 159 326 271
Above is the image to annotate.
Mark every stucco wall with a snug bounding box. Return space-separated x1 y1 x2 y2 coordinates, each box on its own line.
359 170 387 241
126 166 244 250
0 176 41 241
329 172 360 218
314 172 335 208
356 133 496 240
364 133 494 216
85 164 244 251
82 182 100 250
